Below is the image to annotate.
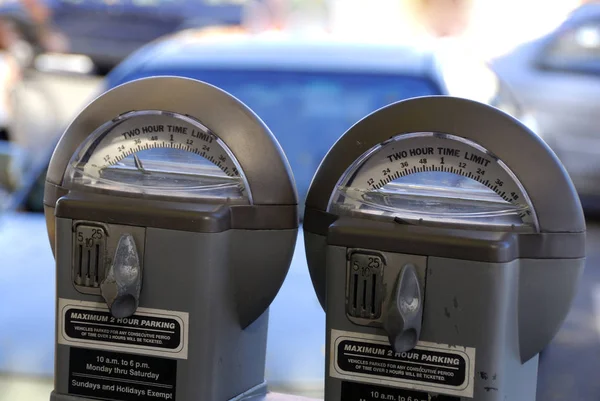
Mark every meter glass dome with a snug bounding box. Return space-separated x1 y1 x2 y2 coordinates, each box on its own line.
64 110 251 203
328 132 539 232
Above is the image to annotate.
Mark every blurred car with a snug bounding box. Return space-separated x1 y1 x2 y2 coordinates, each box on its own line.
492 3 600 205
0 33 531 395
105 32 531 205
0 0 252 74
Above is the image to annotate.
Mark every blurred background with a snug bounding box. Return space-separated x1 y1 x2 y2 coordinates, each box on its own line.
0 0 599 400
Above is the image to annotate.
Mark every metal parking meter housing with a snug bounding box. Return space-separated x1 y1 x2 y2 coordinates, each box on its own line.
44 76 298 401
304 96 585 401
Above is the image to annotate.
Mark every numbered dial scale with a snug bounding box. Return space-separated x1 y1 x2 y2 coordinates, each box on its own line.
65 110 250 202
328 132 538 231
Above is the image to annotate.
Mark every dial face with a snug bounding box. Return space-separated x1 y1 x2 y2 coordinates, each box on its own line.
329 133 538 231
66 110 250 202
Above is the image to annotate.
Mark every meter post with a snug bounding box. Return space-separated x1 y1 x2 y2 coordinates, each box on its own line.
303 96 585 401
44 77 299 401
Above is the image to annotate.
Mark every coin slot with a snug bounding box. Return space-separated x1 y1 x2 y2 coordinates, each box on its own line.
352 274 358 310
95 244 100 286
371 274 377 315
86 249 91 286
76 244 83 285
347 252 384 320
73 225 107 291
362 280 367 311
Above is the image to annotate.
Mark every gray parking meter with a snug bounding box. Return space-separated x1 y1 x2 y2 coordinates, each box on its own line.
303 97 585 401
43 77 298 401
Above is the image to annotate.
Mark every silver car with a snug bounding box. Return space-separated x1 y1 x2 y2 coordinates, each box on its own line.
492 3 600 203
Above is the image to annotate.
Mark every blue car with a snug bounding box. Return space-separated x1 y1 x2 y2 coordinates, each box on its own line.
0 33 529 396
105 33 529 207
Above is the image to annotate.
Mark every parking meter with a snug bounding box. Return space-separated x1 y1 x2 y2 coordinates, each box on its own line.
43 77 298 401
303 97 585 401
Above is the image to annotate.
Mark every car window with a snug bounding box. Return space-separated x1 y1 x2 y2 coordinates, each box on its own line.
538 21 600 74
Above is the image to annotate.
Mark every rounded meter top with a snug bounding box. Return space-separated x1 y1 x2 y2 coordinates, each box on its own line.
305 96 585 234
303 96 585 363
44 76 298 247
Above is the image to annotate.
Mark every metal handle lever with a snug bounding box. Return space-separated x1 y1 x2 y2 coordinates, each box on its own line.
101 233 142 318
383 264 423 353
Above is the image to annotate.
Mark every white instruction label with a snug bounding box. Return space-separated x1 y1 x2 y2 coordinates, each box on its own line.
330 329 476 398
58 298 189 359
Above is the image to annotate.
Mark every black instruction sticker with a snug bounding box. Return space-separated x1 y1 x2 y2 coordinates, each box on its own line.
330 330 475 398
337 339 466 386
341 381 461 401
69 347 176 401
65 308 181 349
58 299 189 359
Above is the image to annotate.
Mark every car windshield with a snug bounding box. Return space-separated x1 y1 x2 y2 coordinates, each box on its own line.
161 69 436 203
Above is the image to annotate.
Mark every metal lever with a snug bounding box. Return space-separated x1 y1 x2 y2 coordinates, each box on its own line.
383 264 423 353
101 233 142 318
